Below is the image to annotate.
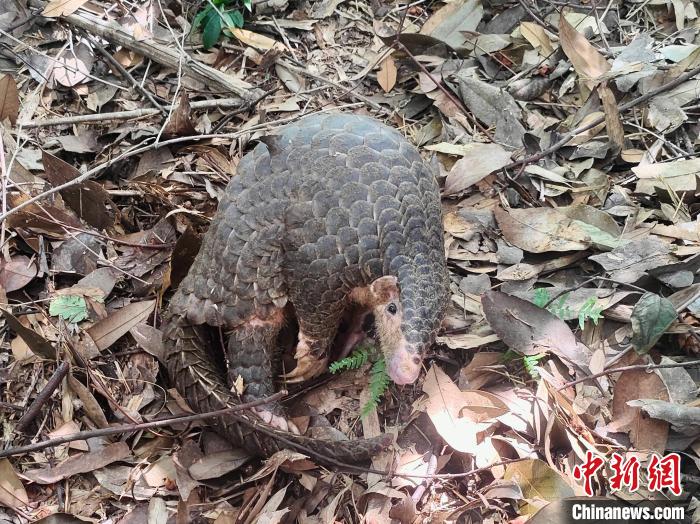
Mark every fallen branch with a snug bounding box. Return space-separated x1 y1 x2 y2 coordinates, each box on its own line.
1 104 361 223
559 359 700 390
54 7 263 102
0 391 286 459
24 98 246 128
15 361 70 433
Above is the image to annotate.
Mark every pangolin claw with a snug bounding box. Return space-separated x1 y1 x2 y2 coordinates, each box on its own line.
282 353 329 383
252 407 300 434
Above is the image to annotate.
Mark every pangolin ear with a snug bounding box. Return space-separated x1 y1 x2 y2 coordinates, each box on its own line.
370 276 399 304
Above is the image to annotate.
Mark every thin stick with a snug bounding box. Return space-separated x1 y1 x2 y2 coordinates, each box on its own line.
24 98 245 128
559 359 700 390
0 392 285 459
82 30 167 114
15 362 70 433
2 105 360 223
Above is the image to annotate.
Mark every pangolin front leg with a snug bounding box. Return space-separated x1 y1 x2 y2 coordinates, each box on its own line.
227 311 298 433
281 314 341 383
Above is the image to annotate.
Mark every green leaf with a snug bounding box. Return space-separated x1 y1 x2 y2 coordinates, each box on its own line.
630 292 677 354
532 288 549 308
193 6 212 29
572 220 622 250
202 11 222 49
221 9 244 30
49 295 88 323
243 0 253 12
231 9 244 28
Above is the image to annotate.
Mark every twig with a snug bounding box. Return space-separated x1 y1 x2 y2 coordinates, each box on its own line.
15 361 70 433
271 16 298 62
1 105 362 223
542 276 646 309
210 87 278 133
559 359 700 390
517 0 557 33
0 392 285 459
276 58 389 114
55 7 262 101
24 97 246 128
0 402 23 412
505 63 700 171
81 30 167 114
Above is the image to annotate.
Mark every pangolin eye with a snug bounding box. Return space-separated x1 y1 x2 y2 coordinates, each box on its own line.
387 303 397 315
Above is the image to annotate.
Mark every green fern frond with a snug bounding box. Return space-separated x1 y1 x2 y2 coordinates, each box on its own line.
329 346 370 374
523 354 542 379
578 296 603 329
361 357 391 418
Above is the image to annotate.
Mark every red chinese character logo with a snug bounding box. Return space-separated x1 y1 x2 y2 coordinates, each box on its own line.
573 451 604 496
609 453 640 492
648 453 681 496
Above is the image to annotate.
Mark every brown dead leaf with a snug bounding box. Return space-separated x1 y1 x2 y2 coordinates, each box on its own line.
503 459 574 514
377 56 397 93
391 452 430 489
130 323 165 361
494 206 590 253
188 450 251 480
143 456 177 487
419 0 483 50
22 442 130 484
1 309 56 359
67 373 109 428
6 196 83 239
558 15 610 87
436 333 499 351
0 459 29 510
444 143 512 196
520 22 554 56
598 83 624 156
52 43 94 87
481 291 588 368
87 300 156 351
42 0 89 16
42 151 114 230
422 364 507 453
0 75 19 125
232 28 286 52
275 62 304 93
460 352 503 390
0 255 37 292
612 357 670 453
113 219 175 279
163 91 196 137
114 48 143 68
389 492 416 523
48 420 89 451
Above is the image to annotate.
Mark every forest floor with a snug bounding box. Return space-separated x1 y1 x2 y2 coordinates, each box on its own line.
1 0 700 522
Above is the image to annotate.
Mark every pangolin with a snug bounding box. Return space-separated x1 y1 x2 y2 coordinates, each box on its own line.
161 112 449 462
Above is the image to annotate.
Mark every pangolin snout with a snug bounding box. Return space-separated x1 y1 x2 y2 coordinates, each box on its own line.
387 343 422 385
